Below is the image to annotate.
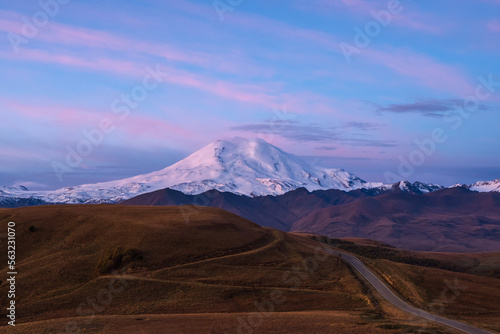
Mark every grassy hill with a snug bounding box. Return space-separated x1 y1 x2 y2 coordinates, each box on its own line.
312 236 500 333
0 205 497 333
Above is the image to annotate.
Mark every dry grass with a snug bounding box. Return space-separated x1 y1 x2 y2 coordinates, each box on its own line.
0 205 372 330
0 312 454 334
364 258 500 333
0 205 494 333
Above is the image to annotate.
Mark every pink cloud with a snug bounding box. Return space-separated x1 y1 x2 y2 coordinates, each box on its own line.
391 13 448 34
488 19 500 32
121 114 190 139
226 11 341 50
1 98 189 141
276 92 347 118
363 48 473 96
0 47 279 109
0 13 206 65
1 6 454 100
0 6 475 118
2 40 476 117
1 99 107 128
163 0 343 50
0 18 22 34
0 48 146 78
295 0 445 34
0 10 272 79
0 45 282 107
0 146 52 161
340 0 378 12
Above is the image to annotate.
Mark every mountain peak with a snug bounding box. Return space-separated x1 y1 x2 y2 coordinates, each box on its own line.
0 138 497 206
166 137 280 170
469 179 500 192
161 137 367 196
391 180 444 194
1 137 369 203
1 185 29 192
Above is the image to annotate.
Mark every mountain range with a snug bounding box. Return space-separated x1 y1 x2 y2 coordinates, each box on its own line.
1 137 498 207
1 137 500 252
121 186 500 252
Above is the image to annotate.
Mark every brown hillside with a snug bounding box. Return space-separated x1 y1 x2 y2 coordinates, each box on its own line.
0 205 404 333
292 190 500 252
0 205 497 333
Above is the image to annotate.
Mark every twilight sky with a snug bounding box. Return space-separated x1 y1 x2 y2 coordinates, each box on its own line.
1 0 499 190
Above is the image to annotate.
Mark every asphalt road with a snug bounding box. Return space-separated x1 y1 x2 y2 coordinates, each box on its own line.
326 249 495 334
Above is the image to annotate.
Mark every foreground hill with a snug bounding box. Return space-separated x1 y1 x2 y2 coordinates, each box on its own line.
2 205 498 333
0 205 418 333
122 187 500 252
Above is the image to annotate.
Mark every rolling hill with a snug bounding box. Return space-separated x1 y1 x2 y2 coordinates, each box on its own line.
2 205 499 333
122 187 500 252
0 205 375 333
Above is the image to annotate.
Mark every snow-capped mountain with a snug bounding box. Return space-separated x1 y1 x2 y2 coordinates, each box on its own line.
0 137 379 204
391 180 444 194
452 179 500 193
0 137 498 206
0 185 29 193
469 179 500 192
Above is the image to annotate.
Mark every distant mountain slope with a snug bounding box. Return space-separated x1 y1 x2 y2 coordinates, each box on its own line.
121 187 359 230
292 188 500 252
122 187 500 252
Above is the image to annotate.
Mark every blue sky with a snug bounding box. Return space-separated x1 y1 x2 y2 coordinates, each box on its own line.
1 0 499 189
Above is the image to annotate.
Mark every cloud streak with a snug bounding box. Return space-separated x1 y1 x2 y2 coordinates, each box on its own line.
230 121 395 147
376 98 490 117
488 19 500 32
295 0 445 33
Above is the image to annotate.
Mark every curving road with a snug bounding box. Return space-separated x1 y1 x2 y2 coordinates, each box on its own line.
326 249 495 334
